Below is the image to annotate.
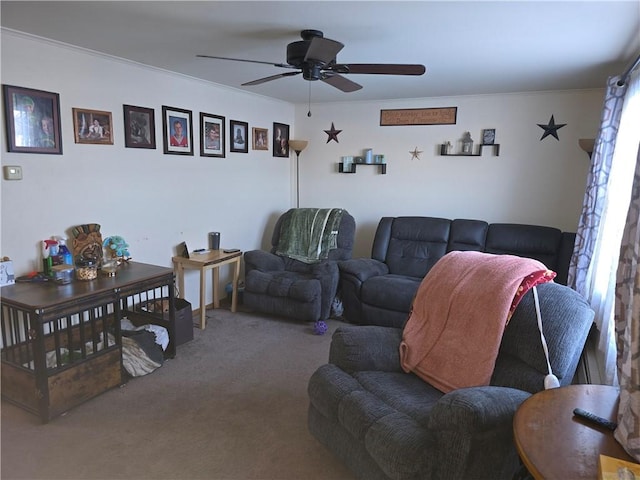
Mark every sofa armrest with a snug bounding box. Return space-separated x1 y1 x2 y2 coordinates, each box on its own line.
338 258 389 283
428 386 532 479
244 250 285 273
430 386 531 431
308 261 339 278
328 325 403 373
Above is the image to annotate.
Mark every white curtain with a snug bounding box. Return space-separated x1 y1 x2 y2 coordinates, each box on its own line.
569 70 640 385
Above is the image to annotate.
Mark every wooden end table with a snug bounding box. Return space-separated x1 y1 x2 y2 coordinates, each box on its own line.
513 384 636 479
172 249 242 330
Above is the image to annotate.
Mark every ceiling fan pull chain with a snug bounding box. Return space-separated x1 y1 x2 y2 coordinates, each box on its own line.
308 82 312 117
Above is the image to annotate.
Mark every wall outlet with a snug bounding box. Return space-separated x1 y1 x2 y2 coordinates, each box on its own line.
3 166 22 180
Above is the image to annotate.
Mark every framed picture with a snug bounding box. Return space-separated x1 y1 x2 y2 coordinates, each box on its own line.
2 84 62 154
162 105 193 155
72 108 114 145
482 128 496 145
273 122 289 157
230 120 249 153
200 112 225 157
123 104 155 149
252 127 269 151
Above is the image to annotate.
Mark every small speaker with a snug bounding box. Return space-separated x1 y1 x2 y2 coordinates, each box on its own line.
209 232 220 250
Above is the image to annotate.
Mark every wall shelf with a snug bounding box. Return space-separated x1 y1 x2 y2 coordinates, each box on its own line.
339 162 387 174
439 144 500 157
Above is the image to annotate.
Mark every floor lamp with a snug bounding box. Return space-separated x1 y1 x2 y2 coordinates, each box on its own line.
288 140 308 207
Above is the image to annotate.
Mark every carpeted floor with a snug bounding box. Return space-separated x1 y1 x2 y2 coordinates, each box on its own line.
1 306 357 480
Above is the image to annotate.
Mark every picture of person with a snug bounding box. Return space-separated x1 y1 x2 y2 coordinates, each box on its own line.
4 86 62 154
14 95 39 147
72 108 113 145
275 127 288 155
37 116 56 148
234 126 245 146
256 131 266 148
88 118 104 139
229 120 248 153
205 123 220 150
273 124 289 156
170 118 188 147
129 113 150 144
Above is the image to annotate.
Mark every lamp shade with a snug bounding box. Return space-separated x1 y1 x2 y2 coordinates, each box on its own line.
288 140 308 153
578 138 595 155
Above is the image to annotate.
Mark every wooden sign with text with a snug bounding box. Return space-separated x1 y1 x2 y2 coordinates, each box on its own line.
380 107 457 126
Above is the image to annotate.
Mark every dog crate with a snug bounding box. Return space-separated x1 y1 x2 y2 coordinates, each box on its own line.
1 261 176 423
1 291 122 423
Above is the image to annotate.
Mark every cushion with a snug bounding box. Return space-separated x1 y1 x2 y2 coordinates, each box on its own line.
361 274 421 312
244 271 320 302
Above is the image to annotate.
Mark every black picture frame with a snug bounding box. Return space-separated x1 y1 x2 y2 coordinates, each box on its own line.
162 105 193 155
123 104 155 149
273 122 289 157
230 120 249 153
2 84 62 154
482 128 496 145
200 112 225 157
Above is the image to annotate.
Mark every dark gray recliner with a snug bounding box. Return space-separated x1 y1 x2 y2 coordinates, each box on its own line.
307 282 594 480
243 208 355 322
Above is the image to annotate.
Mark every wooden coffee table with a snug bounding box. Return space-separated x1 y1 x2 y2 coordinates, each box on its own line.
513 384 636 479
172 249 242 329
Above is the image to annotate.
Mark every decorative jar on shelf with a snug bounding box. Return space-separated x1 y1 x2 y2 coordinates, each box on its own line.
75 258 97 281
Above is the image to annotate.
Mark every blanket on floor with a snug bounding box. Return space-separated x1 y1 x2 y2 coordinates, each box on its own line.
275 208 344 263
399 251 555 393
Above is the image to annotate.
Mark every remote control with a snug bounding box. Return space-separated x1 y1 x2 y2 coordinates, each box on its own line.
573 408 618 431
223 248 240 253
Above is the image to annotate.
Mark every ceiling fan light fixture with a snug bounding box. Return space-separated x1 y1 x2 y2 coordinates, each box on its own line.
198 29 426 93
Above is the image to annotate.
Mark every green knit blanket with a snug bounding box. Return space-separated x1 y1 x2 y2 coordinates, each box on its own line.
275 208 344 264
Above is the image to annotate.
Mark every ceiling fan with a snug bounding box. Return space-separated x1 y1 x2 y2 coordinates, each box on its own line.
197 29 426 93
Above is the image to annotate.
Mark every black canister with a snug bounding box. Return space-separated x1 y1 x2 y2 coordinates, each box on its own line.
209 232 220 250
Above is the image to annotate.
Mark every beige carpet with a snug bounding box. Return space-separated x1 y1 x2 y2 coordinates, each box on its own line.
1 306 356 480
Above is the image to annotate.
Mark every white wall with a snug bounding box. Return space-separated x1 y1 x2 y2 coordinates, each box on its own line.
1 30 296 305
294 91 602 256
1 30 604 306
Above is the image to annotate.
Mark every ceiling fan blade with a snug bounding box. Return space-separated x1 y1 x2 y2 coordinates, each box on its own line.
196 54 295 70
329 63 426 75
321 73 362 93
304 37 344 64
242 71 301 86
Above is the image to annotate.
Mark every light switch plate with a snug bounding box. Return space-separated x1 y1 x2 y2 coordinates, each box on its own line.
3 165 22 180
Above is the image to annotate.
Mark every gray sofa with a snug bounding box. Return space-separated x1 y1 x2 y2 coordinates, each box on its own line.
308 282 594 480
338 216 576 328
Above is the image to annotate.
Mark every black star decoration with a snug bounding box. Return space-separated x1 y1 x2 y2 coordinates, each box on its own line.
537 115 566 141
324 122 342 143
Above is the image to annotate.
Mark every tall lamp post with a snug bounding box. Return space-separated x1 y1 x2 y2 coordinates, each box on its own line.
288 140 308 208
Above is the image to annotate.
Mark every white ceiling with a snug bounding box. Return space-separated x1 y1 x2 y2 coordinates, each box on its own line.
2 1 639 104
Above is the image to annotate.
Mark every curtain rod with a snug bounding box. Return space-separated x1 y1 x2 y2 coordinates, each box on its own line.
617 52 640 87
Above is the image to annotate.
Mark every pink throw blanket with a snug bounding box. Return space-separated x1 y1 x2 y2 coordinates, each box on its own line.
399 251 554 393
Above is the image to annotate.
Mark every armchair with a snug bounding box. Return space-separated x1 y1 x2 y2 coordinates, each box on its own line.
243 208 355 322
307 282 594 479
